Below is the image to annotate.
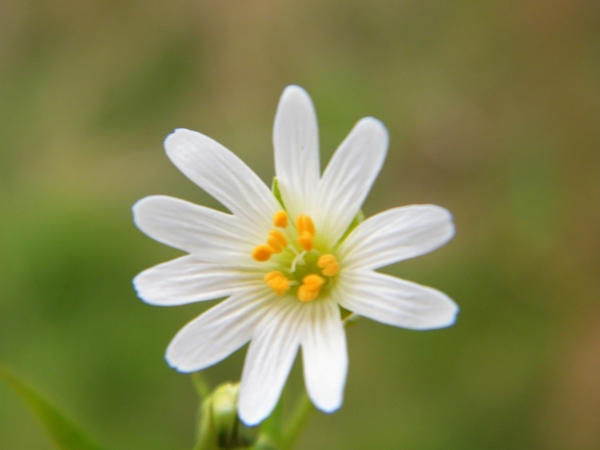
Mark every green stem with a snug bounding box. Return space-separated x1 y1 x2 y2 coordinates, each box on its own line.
281 390 313 449
192 372 211 399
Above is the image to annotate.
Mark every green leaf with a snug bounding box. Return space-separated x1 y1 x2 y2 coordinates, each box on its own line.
0 363 104 450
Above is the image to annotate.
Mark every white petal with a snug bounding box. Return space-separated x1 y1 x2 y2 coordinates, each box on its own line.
133 256 261 306
133 195 257 263
316 118 388 243
338 205 455 270
238 298 303 425
336 271 458 330
164 129 279 234
166 288 275 372
301 300 347 413
273 85 320 218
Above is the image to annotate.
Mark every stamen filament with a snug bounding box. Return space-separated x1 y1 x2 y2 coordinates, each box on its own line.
290 251 306 273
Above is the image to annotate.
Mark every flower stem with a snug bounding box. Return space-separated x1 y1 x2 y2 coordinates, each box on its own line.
192 372 211 399
281 390 313 449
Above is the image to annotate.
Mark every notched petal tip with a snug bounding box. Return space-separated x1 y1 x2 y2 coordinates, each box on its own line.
164 128 187 154
131 195 166 232
318 400 343 414
165 338 209 374
132 194 167 215
414 294 460 331
131 272 150 303
164 127 195 147
164 352 198 374
307 380 344 413
422 204 456 243
163 128 221 164
131 270 174 308
237 406 264 427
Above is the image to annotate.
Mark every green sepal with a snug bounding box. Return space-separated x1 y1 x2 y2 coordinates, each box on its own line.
335 209 365 248
193 380 257 450
271 178 286 209
0 363 104 450
340 307 361 328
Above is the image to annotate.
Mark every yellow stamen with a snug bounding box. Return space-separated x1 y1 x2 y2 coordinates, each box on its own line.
297 274 325 302
264 271 281 282
318 254 340 277
266 229 288 253
296 215 316 251
296 215 315 237
257 213 338 302
252 244 273 262
303 274 325 288
264 271 291 296
297 232 314 251
273 210 288 228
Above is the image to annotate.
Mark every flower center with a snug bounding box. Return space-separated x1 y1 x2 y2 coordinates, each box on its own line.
251 210 340 302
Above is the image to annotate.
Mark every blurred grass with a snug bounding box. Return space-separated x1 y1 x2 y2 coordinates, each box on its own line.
0 0 599 449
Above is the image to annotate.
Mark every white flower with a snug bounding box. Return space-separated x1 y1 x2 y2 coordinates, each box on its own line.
133 86 458 426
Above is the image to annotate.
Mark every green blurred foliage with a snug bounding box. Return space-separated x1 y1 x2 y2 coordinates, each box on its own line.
0 0 599 449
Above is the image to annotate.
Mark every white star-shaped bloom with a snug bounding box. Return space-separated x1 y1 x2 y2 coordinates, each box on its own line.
133 86 458 426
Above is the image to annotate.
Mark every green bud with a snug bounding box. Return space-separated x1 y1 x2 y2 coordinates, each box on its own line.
203 382 257 449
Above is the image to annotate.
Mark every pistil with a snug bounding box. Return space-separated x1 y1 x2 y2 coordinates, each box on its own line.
253 211 339 302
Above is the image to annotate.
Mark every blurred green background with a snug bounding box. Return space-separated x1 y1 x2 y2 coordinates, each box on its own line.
1 0 599 449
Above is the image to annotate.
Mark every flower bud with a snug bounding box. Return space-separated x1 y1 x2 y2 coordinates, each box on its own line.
208 382 256 449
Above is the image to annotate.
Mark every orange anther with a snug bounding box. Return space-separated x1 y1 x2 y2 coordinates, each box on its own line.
273 211 288 228
267 229 288 253
322 262 339 277
264 271 283 282
297 285 318 302
317 254 336 268
318 254 340 277
303 274 325 288
297 274 325 302
264 271 290 296
296 215 315 237
252 245 273 262
298 232 314 251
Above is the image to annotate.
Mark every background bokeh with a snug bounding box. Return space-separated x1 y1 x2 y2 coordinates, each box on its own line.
1 0 599 449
